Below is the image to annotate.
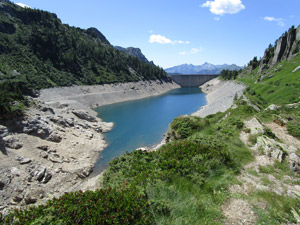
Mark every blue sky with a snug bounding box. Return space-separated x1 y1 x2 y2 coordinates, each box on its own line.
13 0 300 69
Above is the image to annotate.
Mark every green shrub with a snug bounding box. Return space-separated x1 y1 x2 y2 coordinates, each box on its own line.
2 188 153 225
168 116 209 140
287 121 300 139
103 138 236 190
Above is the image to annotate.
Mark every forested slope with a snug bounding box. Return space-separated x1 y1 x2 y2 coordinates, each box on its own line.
0 1 167 118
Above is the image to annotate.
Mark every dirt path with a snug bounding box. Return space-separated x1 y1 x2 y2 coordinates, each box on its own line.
222 119 300 224
266 122 300 149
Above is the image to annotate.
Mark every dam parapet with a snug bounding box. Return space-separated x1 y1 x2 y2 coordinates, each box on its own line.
169 74 219 87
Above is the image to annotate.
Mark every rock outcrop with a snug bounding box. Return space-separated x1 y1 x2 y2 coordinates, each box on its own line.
258 25 300 74
0 100 113 213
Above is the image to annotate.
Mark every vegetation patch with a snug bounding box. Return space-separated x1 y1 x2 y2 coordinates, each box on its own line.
287 120 300 139
0 189 153 225
168 116 209 140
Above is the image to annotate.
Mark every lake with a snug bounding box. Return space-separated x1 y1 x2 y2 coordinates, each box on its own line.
93 87 206 173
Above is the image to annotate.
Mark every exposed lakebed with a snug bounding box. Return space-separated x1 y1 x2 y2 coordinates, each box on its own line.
93 87 206 173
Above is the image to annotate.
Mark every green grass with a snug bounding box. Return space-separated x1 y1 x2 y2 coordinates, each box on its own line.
239 54 300 106
250 191 298 224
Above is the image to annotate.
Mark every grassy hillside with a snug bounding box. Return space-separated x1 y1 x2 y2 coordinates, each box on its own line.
240 54 300 106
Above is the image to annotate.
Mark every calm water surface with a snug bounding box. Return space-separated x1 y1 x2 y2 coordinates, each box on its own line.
93 87 206 173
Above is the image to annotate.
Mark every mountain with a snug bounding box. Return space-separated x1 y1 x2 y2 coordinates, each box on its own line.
114 46 149 63
165 63 242 75
0 1 167 90
0 0 168 118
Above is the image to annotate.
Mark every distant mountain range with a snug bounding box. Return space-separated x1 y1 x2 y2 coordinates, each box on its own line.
165 63 243 75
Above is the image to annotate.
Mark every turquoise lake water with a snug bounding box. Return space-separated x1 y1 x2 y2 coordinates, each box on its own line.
93 87 206 173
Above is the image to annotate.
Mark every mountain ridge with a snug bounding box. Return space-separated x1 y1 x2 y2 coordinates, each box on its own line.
114 46 149 63
165 62 242 74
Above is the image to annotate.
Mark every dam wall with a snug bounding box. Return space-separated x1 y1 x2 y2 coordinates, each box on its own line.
169 74 219 87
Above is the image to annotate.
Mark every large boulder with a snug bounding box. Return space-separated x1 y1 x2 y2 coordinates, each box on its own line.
23 117 54 139
288 153 300 172
72 110 97 122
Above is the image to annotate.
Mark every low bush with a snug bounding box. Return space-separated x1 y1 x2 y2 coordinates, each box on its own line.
168 116 209 140
103 138 236 189
287 120 300 139
1 188 153 225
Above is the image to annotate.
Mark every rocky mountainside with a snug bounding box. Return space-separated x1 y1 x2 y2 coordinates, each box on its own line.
165 62 242 75
114 46 149 63
249 25 300 74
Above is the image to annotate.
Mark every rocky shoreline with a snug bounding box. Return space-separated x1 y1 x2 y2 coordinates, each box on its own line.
192 78 245 117
0 78 245 214
0 80 179 214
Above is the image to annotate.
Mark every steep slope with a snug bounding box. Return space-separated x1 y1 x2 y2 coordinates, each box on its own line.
0 1 168 119
240 25 300 106
0 1 167 90
114 46 149 63
165 62 242 74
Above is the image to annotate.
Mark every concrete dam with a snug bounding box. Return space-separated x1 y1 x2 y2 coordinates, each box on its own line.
169 74 219 87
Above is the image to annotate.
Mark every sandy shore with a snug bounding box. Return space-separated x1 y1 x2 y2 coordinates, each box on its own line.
192 78 245 117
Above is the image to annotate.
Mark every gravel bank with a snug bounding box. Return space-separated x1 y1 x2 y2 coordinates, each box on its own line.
39 80 180 116
192 78 245 117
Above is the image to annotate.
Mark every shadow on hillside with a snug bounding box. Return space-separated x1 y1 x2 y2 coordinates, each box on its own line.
0 137 7 155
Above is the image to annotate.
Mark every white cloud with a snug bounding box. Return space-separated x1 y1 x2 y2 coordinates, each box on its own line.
149 34 190 45
190 48 200 54
263 16 285 27
179 47 203 55
202 0 245 16
16 3 31 8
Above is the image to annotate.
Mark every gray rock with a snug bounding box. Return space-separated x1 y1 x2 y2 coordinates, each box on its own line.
19 158 32 165
0 125 9 138
40 152 48 159
23 117 54 139
24 193 37 204
41 171 52 184
34 167 46 181
72 110 97 122
65 118 75 127
78 123 90 129
12 195 23 203
271 148 284 163
293 66 300 73
50 116 73 128
0 173 11 190
48 154 63 164
47 133 62 143
76 165 93 179
266 104 279 111
3 136 23 149
288 153 300 172
11 167 21 177
37 145 49 151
